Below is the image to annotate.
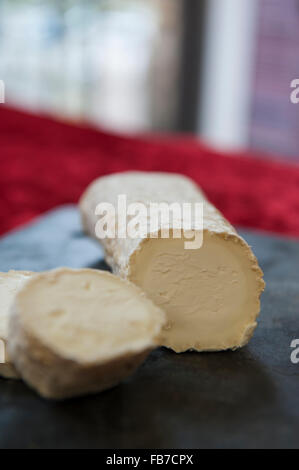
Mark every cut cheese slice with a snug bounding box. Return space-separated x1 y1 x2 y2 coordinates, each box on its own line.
8 268 165 399
0 271 33 379
80 172 265 353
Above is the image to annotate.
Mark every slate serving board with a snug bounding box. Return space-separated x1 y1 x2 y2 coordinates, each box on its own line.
0 205 298 449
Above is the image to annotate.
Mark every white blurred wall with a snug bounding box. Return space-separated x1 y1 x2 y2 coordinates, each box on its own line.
199 0 258 151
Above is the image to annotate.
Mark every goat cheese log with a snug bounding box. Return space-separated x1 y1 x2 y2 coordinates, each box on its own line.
8 268 165 399
80 172 265 353
0 271 33 379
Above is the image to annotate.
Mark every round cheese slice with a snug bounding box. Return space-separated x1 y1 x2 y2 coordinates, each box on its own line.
8 268 165 399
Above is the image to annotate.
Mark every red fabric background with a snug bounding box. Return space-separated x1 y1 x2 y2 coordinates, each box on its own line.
1 106 299 238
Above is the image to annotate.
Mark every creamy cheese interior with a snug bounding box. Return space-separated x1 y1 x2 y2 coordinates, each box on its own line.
16 269 164 363
129 232 261 352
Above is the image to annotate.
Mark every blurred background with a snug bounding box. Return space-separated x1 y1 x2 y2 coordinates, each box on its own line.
0 0 299 159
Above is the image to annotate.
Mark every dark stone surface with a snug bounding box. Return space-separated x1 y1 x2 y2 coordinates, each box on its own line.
0 206 298 449
0 205 106 272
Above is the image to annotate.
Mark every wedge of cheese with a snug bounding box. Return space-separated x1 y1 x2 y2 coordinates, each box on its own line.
8 268 165 399
80 172 265 353
0 271 33 379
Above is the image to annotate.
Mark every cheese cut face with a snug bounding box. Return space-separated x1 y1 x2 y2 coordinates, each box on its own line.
0 271 33 379
129 232 263 352
8 268 165 399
